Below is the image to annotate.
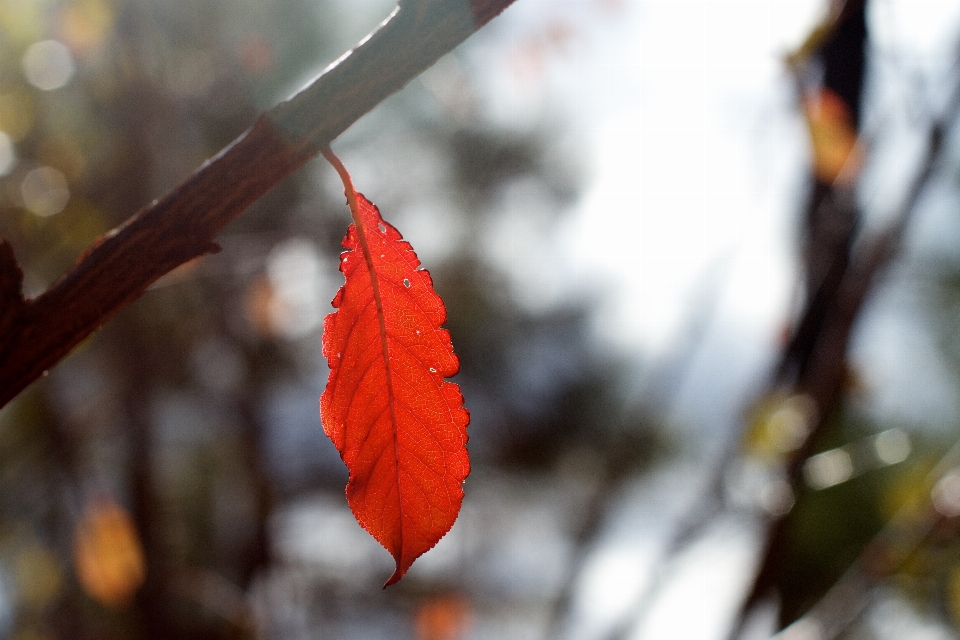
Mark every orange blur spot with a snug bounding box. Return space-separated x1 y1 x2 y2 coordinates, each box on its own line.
73 497 146 608
802 88 862 185
415 594 472 640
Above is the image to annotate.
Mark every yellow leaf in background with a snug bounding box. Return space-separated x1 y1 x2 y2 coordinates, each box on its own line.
743 393 817 462
73 498 146 608
803 88 862 184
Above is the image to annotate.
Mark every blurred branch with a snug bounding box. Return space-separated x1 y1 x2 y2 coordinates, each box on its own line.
727 37 960 640
0 0 517 409
588 2 960 638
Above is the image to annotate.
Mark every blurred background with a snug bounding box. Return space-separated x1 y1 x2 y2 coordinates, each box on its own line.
4 0 960 638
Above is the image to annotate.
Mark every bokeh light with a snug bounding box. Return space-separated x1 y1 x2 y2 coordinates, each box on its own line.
20 166 69 217
21 40 75 91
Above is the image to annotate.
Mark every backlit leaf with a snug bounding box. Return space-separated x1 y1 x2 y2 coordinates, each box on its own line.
320 148 469 587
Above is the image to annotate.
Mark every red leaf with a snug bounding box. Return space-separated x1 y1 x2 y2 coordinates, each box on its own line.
320 148 470 587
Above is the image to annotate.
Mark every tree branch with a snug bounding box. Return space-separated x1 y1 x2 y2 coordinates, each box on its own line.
725 43 960 640
0 0 517 409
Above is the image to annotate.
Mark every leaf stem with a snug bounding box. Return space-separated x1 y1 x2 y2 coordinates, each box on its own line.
321 147 362 228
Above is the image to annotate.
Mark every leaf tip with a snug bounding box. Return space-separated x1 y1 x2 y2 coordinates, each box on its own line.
383 567 404 589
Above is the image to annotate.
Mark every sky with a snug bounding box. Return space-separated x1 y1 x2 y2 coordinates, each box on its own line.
475 0 960 348
467 0 819 356
450 0 960 440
